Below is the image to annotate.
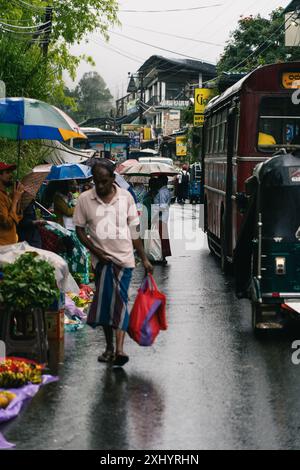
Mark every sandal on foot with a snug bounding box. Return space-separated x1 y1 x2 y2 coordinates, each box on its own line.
98 351 114 363
112 354 129 367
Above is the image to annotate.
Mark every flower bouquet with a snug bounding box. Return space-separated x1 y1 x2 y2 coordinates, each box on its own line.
0 358 44 389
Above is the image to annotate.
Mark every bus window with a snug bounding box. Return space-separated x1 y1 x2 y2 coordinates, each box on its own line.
214 113 221 152
234 109 240 154
206 117 212 155
219 109 227 153
258 97 300 151
209 115 216 154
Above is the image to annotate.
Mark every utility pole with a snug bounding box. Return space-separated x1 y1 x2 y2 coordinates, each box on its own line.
42 5 53 58
139 72 144 125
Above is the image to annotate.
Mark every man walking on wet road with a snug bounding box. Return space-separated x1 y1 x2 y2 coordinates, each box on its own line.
74 160 153 367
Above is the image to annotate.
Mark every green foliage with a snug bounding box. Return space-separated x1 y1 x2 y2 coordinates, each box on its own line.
218 8 300 74
182 106 194 126
0 35 54 101
0 252 60 313
0 140 50 179
0 0 119 105
67 71 113 121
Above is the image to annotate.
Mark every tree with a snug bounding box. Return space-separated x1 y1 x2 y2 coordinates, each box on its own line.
0 0 118 173
73 72 113 121
217 8 300 74
0 0 119 104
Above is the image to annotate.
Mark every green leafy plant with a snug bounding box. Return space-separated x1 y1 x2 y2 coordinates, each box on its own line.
0 253 59 313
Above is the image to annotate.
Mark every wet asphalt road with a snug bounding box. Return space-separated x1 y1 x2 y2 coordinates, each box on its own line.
3 204 300 450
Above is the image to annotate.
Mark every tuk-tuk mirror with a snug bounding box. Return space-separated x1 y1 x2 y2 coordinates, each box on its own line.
236 192 248 214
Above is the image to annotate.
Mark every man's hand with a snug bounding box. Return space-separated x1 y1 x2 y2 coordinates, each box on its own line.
12 182 25 203
142 257 154 274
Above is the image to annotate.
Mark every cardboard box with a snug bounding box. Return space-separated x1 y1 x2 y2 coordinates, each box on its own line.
48 292 65 312
48 339 65 370
46 309 64 340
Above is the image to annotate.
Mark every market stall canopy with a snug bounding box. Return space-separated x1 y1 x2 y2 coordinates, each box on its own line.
42 140 95 165
46 163 92 181
0 98 87 141
119 162 179 177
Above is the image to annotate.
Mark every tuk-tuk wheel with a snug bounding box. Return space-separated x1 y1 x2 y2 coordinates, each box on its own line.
252 302 263 332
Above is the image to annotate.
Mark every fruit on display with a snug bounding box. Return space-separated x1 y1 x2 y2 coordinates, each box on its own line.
0 391 17 409
0 359 43 389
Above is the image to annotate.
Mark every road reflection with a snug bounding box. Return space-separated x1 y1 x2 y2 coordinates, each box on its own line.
89 368 165 450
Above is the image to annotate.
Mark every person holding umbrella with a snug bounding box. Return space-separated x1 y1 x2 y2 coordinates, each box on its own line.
0 162 24 246
153 175 172 264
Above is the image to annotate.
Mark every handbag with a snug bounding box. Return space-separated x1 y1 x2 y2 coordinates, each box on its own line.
144 224 163 262
128 274 167 347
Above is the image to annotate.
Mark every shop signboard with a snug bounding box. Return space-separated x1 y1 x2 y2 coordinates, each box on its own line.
194 114 205 127
176 136 187 157
194 88 214 114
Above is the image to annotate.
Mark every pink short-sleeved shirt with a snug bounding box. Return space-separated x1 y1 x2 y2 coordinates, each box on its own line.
73 185 139 268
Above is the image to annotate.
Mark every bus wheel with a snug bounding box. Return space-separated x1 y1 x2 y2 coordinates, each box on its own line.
221 215 231 274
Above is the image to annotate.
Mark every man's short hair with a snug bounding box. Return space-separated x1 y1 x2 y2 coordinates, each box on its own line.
92 160 115 178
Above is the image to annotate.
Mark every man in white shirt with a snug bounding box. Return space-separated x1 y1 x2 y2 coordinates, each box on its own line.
74 160 153 367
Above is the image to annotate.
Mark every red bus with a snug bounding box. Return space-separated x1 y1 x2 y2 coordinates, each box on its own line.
202 62 300 272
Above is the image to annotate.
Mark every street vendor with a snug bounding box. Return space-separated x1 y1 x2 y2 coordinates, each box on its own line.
74 159 153 368
0 162 24 246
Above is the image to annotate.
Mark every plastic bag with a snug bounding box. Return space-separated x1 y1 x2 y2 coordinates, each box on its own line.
144 225 162 262
128 274 167 347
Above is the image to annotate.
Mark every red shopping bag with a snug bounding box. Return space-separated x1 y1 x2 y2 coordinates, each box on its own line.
128 274 167 347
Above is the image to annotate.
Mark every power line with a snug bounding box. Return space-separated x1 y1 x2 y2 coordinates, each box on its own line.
10 0 49 12
0 25 52 35
109 30 216 65
90 37 144 64
119 4 223 13
0 20 50 30
122 24 224 47
0 17 42 23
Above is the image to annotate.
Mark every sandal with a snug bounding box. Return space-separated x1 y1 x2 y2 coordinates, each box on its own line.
112 354 129 367
98 351 114 363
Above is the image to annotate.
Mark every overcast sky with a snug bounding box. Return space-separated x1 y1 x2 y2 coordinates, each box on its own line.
69 0 291 99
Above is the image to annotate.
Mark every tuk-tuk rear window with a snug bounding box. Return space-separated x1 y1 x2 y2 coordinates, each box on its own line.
262 186 300 241
258 97 300 152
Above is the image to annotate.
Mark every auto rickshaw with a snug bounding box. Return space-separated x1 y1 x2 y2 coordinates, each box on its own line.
234 151 300 331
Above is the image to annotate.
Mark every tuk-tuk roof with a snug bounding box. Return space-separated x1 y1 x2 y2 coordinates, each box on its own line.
250 151 300 187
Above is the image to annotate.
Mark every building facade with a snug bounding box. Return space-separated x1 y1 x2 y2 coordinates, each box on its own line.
116 55 216 139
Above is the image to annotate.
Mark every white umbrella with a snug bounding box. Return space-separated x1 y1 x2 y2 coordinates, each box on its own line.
120 162 179 177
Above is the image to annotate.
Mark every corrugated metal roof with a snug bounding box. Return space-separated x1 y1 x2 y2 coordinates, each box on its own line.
138 55 216 76
284 0 300 13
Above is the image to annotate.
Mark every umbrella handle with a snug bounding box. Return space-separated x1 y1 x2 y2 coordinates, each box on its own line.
34 200 56 218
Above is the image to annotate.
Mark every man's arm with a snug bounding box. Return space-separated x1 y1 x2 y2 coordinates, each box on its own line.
76 226 110 265
132 237 153 274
